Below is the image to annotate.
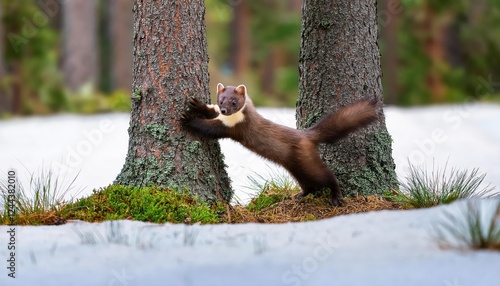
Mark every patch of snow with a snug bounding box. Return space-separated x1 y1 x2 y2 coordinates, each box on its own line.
0 199 499 285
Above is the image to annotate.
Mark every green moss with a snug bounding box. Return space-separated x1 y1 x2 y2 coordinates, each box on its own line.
319 19 333 29
247 192 286 212
115 132 233 204
324 129 398 197
186 140 202 154
132 89 142 100
144 123 169 142
302 113 322 129
246 174 299 212
115 145 231 204
60 185 222 224
116 155 177 189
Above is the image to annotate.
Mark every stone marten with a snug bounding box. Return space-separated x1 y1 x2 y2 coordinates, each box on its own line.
182 83 378 206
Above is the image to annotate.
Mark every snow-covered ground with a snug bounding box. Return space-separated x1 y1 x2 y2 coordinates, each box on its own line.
0 103 499 285
0 199 500 286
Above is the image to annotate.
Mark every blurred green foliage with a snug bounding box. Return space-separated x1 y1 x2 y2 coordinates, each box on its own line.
0 0 130 115
396 0 500 105
1 0 499 116
1 0 66 114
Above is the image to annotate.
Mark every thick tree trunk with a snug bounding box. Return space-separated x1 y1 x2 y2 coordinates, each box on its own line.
62 0 98 91
115 0 232 203
109 0 133 92
297 0 398 197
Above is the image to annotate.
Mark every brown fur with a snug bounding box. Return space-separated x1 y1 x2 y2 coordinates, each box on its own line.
182 84 379 206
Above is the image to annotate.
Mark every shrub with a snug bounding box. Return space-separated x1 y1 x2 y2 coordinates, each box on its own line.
392 163 494 208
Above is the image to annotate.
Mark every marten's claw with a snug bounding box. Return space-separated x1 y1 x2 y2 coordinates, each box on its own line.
180 112 193 125
188 98 206 112
330 197 343 207
294 192 306 199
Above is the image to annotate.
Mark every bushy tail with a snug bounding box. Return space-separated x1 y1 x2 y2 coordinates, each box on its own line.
306 98 378 144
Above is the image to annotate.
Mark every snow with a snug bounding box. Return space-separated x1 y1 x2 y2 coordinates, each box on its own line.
0 103 499 285
1 200 499 285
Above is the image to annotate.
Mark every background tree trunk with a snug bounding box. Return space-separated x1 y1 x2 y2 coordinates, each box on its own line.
0 5 7 115
0 4 4 80
420 4 448 103
115 0 232 203
109 0 133 92
229 0 250 76
297 0 398 196
62 0 99 91
380 0 400 105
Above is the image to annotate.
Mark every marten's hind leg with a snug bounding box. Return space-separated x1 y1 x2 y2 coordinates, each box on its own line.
290 153 343 206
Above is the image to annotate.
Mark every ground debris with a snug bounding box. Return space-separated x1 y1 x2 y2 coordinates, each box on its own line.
230 195 402 224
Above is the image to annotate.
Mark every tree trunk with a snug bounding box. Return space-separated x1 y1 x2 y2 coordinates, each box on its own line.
297 0 398 197
261 48 277 95
421 4 448 103
229 0 250 76
115 0 232 203
0 4 6 115
380 0 400 105
62 0 98 91
109 0 133 92
0 4 4 80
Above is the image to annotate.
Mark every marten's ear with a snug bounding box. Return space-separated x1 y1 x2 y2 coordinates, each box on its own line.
235 84 247 97
217 83 225 95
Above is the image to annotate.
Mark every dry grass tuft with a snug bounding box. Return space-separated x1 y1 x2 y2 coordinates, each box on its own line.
16 211 67 225
229 194 402 224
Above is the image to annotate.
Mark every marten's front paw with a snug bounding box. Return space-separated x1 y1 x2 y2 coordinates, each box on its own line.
180 111 194 126
188 98 207 113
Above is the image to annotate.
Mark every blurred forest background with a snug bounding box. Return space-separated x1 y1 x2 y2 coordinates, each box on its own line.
0 0 499 117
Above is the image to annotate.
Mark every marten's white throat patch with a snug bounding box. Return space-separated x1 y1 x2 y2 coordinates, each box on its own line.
217 104 246 127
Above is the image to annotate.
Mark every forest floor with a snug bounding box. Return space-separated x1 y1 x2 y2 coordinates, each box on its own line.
10 192 403 226
230 195 402 223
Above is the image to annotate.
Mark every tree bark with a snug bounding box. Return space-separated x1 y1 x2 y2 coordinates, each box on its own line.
297 0 398 197
62 0 99 91
109 0 133 92
115 0 232 203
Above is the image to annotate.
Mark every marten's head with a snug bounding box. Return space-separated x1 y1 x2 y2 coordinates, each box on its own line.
216 83 247 116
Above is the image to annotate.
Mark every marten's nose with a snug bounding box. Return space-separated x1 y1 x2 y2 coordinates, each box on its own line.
220 108 227 114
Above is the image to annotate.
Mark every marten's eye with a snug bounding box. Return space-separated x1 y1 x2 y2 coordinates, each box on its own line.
219 100 223 105
232 100 237 106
